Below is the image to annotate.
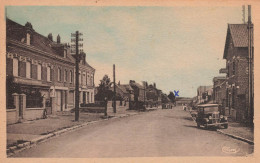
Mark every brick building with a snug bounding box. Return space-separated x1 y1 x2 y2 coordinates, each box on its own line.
212 76 226 106
221 24 253 122
6 19 95 124
196 86 213 104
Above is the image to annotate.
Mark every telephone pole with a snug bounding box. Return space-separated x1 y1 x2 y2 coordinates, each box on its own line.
71 31 83 121
247 5 254 124
113 64 116 113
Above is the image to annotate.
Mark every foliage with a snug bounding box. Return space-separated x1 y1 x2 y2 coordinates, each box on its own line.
161 93 170 104
95 75 112 101
168 91 176 103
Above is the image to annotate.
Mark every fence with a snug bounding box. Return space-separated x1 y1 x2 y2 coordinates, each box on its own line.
6 93 45 125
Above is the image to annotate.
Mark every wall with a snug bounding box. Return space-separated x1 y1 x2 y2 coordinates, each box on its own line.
7 109 18 125
23 108 45 120
107 100 129 110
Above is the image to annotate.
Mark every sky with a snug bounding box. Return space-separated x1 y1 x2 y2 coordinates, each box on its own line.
6 6 244 97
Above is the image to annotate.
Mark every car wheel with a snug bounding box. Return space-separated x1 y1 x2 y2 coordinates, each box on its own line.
197 123 200 128
224 124 228 129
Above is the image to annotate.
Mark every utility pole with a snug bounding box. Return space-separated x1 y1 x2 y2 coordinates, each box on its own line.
71 31 83 121
247 5 254 124
113 64 116 113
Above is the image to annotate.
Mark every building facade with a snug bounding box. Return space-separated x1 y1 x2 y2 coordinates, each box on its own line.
6 19 95 123
212 76 226 106
196 86 213 104
221 24 253 122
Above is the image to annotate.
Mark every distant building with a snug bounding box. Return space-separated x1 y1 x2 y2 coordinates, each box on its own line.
146 83 162 107
197 86 213 104
175 97 193 106
110 82 134 102
213 76 226 106
129 80 146 102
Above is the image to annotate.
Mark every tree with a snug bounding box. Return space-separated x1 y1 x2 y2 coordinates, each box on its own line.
95 75 112 101
161 93 169 104
95 75 112 116
168 91 176 103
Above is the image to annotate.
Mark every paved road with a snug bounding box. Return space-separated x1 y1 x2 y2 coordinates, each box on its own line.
12 106 253 157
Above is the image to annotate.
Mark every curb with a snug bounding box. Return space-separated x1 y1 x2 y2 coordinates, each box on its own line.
7 112 139 157
188 110 254 145
216 129 254 145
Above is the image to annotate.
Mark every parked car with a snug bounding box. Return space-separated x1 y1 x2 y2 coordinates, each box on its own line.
196 104 228 129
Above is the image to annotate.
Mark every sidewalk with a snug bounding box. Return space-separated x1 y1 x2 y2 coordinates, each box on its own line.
7 107 140 148
188 109 254 144
217 119 254 143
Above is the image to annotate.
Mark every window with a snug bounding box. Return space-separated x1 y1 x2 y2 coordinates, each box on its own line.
64 70 67 82
26 33 30 45
227 64 229 77
232 61 235 75
91 93 93 103
70 70 73 83
58 68 61 81
37 64 41 80
79 71 81 85
82 73 86 85
232 87 235 108
87 92 89 103
13 58 18 76
47 66 51 81
26 61 31 78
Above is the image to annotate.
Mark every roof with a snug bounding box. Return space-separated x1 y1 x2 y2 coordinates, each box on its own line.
223 24 254 59
213 76 226 82
131 82 144 89
111 84 133 94
121 84 133 91
7 18 73 63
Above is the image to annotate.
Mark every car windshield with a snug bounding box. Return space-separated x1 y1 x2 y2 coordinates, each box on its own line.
204 106 218 112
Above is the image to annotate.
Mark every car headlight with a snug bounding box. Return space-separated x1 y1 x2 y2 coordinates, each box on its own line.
208 116 212 120
224 117 228 120
220 115 224 119
205 119 209 122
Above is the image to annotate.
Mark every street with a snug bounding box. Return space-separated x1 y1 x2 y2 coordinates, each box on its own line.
12 106 253 157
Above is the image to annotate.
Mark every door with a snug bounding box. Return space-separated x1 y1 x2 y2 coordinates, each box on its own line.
83 92 86 104
55 91 61 112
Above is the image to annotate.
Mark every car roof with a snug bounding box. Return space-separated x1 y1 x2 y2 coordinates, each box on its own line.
197 104 219 107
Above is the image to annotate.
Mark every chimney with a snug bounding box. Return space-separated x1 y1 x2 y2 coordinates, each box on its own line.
48 33 53 41
242 5 246 24
153 83 156 88
248 5 251 24
57 34 60 44
118 81 120 85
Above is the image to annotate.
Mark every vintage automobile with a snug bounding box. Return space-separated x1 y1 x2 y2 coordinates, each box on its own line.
196 104 228 129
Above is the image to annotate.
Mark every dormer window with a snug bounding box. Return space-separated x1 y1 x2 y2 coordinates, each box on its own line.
26 33 30 45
